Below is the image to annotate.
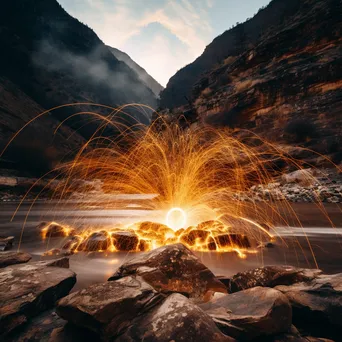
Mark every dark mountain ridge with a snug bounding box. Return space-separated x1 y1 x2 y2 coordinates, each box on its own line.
0 0 158 174
160 0 342 164
160 0 320 109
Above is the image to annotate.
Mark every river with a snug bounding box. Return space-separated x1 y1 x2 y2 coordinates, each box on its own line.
0 200 341 291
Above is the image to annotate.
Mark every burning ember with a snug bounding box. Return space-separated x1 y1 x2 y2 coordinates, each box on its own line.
40 207 273 258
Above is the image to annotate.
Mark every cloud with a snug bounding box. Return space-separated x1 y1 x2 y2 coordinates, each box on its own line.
58 0 213 85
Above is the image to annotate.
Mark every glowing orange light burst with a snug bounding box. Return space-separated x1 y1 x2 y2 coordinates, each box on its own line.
166 208 187 231
4 103 340 263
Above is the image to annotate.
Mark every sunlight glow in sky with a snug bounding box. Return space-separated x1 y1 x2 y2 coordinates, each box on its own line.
58 0 270 86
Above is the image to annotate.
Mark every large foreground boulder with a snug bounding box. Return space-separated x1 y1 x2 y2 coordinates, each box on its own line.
222 266 322 293
117 293 235 342
0 251 32 268
109 243 227 299
200 287 292 340
0 258 76 337
276 273 342 340
57 276 165 340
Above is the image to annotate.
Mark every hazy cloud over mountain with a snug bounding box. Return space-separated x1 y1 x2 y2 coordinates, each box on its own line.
58 0 270 86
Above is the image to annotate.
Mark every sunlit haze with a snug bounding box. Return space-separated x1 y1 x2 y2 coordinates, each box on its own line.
58 0 270 86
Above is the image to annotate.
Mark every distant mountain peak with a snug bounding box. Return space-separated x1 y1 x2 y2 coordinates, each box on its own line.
107 46 164 97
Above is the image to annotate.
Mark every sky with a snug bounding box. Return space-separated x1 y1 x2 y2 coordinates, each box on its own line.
58 0 271 87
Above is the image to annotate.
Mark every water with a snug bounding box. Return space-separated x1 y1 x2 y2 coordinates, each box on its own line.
1 200 342 291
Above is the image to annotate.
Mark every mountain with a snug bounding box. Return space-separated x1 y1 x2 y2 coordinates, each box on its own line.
160 0 342 163
108 46 164 97
160 0 341 109
0 0 158 175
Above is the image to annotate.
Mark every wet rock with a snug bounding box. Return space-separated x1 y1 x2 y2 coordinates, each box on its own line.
57 276 164 340
62 236 82 252
0 259 76 337
200 287 292 340
39 222 74 239
78 231 111 252
214 233 251 249
137 239 152 252
276 273 342 340
117 293 235 342
112 231 139 251
43 248 62 257
109 243 227 299
197 220 226 232
0 236 14 251
0 251 32 268
226 266 322 293
179 229 211 246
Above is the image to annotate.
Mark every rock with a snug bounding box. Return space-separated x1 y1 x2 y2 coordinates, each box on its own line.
0 251 32 268
226 266 322 293
35 257 70 269
257 241 275 249
137 239 152 252
179 229 211 246
276 273 342 340
43 248 62 256
62 236 82 252
281 169 316 186
112 231 139 251
0 259 76 337
0 236 14 251
214 234 251 249
39 222 74 239
57 276 165 340
200 287 292 340
109 243 227 299
7 309 99 342
117 293 235 342
78 231 111 252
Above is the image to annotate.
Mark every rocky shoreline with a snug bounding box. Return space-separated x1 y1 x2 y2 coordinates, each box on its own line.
1 168 341 204
0 244 341 341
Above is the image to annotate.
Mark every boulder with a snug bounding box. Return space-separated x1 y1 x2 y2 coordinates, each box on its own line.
117 293 235 342
62 235 82 252
7 309 99 342
39 222 74 239
112 231 139 251
78 231 111 252
214 234 251 249
0 258 76 337
0 236 14 251
109 243 227 299
57 276 165 340
200 287 292 340
0 251 32 268
276 273 342 340
179 229 211 246
225 266 322 293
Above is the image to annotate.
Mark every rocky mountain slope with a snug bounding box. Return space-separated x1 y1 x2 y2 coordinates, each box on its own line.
160 0 342 163
0 0 158 175
108 46 164 97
